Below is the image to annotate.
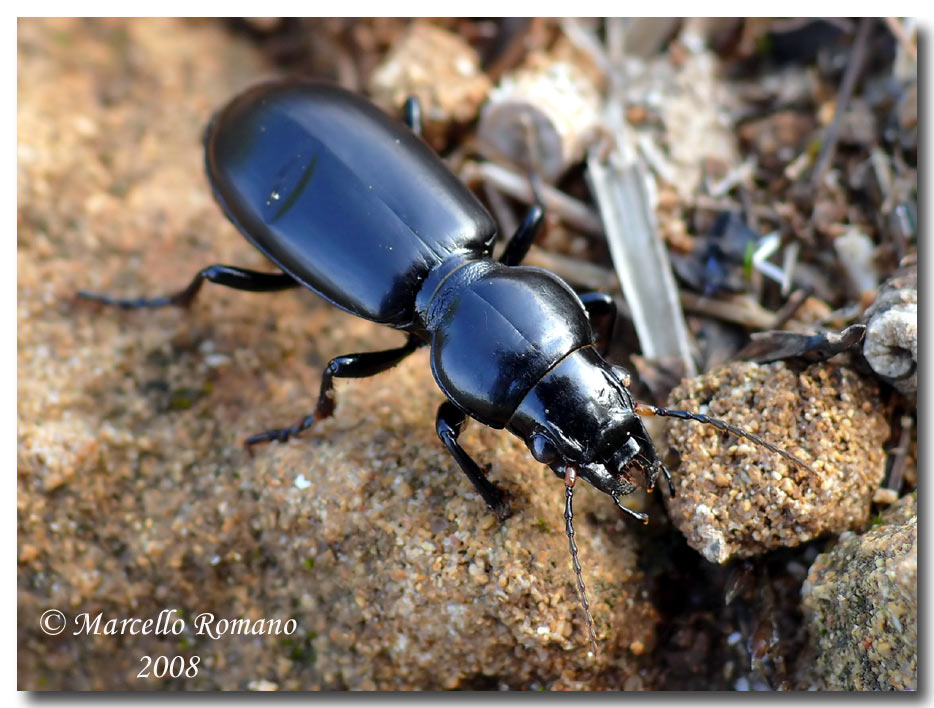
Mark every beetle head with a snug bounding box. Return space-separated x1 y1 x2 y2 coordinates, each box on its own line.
507 347 664 500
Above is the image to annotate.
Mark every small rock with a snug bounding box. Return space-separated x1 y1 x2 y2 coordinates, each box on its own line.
247 678 280 691
862 261 917 400
478 52 602 181
19 544 40 564
368 22 490 146
664 362 888 563
799 492 916 690
872 487 899 506
737 110 815 172
833 229 881 299
837 99 877 146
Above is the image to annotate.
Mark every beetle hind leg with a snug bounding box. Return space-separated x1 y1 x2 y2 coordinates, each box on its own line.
245 335 422 450
436 402 512 520
77 265 299 309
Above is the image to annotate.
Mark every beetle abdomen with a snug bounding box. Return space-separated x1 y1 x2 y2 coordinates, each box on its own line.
204 81 497 327
428 261 593 427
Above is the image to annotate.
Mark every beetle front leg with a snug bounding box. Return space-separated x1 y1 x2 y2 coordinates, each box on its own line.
246 335 422 450
436 401 512 520
77 265 299 309
579 292 617 356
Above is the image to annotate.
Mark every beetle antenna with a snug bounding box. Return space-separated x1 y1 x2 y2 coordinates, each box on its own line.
634 403 817 476
563 468 598 657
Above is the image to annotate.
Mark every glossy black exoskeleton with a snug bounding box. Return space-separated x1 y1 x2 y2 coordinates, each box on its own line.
79 80 816 654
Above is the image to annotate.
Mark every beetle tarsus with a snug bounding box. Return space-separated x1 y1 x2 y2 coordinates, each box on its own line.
244 414 317 450
610 494 649 524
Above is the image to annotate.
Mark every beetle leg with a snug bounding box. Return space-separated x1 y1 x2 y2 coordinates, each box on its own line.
436 401 512 520
403 95 423 137
579 292 617 356
77 265 299 309
610 493 649 524
245 335 423 450
498 203 545 267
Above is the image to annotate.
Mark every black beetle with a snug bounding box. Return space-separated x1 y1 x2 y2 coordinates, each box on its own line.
80 80 815 654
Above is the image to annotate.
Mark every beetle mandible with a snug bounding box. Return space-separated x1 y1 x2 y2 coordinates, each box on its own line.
79 80 816 654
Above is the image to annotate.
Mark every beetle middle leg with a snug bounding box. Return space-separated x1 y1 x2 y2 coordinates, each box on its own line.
77 265 299 309
403 95 423 137
245 334 423 450
436 401 512 520
499 203 545 267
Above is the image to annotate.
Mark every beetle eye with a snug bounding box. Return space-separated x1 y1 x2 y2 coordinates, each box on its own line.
529 434 558 464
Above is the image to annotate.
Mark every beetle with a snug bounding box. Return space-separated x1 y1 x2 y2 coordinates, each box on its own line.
79 79 816 654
